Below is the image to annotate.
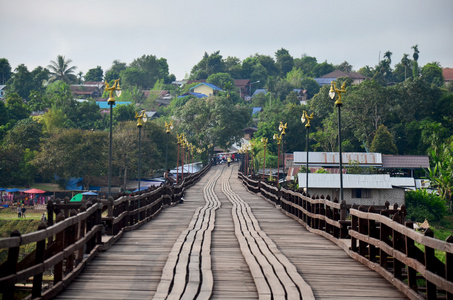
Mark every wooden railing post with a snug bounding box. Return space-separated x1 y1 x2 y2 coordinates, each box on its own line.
367 206 377 262
340 200 348 238
2 229 21 300
446 235 453 300
405 220 418 292
54 212 65 285
424 228 437 299
358 206 368 257
392 211 404 280
32 222 47 298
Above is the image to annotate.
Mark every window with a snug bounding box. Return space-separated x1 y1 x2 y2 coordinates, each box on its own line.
352 189 371 198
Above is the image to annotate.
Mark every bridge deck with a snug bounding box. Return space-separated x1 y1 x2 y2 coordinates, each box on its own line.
55 164 407 299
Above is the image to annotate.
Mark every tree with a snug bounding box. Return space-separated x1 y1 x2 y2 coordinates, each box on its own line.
5 92 30 123
275 48 294 77
294 55 317 77
48 55 77 83
0 58 12 85
421 62 444 87
32 129 107 189
5 64 34 99
312 61 335 78
412 45 420 78
84 66 104 82
285 67 304 88
224 56 242 79
190 51 225 80
337 61 353 73
105 60 127 82
300 78 320 99
206 72 235 90
369 124 398 154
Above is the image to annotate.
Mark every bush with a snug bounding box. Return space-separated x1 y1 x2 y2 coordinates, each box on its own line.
405 189 447 222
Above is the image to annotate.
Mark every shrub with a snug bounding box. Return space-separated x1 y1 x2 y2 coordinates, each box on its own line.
405 189 447 222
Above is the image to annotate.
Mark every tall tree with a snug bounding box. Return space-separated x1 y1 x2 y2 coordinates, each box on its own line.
421 62 444 87
412 44 420 78
275 48 294 77
84 66 104 82
48 55 78 83
369 124 398 154
0 58 12 85
105 60 127 82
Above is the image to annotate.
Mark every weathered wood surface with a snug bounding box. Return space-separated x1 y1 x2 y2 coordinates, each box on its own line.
55 164 407 299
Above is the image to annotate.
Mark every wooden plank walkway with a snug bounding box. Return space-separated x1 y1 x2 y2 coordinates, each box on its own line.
55 164 407 299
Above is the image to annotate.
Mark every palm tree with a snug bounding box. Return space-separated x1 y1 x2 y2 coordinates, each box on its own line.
48 55 78 83
412 45 420 78
412 45 419 62
401 54 410 80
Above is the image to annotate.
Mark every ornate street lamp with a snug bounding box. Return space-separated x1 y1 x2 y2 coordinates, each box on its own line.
164 121 174 170
135 110 147 221
278 122 287 173
273 132 282 187
301 111 314 194
104 79 121 197
176 133 182 184
261 137 268 181
329 81 346 201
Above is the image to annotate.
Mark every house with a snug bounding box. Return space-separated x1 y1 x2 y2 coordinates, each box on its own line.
443 68 453 87
314 70 368 86
190 82 222 96
186 79 252 99
0 85 6 100
297 173 405 206
71 82 104 99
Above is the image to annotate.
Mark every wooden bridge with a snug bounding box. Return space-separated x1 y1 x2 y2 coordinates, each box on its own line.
1 163 452 299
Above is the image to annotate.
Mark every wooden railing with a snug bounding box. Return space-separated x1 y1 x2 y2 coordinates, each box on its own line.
0 163 211 299
239 172 453 300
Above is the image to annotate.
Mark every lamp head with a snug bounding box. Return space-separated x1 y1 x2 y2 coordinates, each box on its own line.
329 82 336 100
301 112 306 124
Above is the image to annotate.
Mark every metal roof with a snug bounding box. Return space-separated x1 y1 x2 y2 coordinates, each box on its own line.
190 82 222 91
294 152 382 166
298 173 393 189
381 155 429 169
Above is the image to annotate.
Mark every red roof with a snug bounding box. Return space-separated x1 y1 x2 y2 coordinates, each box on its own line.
443 68 453 81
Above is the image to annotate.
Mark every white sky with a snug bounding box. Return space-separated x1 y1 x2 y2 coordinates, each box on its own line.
1 0 452 80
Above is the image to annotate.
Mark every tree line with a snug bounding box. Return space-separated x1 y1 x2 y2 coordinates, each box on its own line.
0 47 452 210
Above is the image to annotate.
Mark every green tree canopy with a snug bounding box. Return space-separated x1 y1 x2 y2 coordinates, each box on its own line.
48 55 77 83
84 66 104 82
369 124 398 154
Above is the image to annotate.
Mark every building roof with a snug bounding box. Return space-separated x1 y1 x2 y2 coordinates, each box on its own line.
298 173 393 189
190 82 222 91
381 155 430 169
178 92 207 98
443 68 453 82
96 101 132 109
294 152 382 166
320 70 367 79
252 107 263 115
252 89 267 96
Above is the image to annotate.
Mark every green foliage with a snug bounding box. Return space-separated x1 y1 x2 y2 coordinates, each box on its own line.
206 72 234 90
315 167 328 173
370 124 398 154
405 189 447 222
0 58 12 85
84 66 104 82
48 55 77 83
421 62 444 88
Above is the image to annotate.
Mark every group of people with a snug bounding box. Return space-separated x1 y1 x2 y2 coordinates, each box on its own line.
16 205 26 218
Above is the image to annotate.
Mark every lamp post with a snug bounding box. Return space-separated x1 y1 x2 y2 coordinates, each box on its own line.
104 79 121 197
164 121 174 170
261 137 268 181
176 134 182 184
135 110 147 221
329 82 346 201
135 110 147 193
273 133 282 187
279 122 287 174
301 111 314 195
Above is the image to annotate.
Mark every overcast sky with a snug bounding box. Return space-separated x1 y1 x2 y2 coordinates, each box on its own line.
2 0 452 80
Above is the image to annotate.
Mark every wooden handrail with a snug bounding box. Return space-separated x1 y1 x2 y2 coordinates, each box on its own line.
238 171 453 300
0 162 212 299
